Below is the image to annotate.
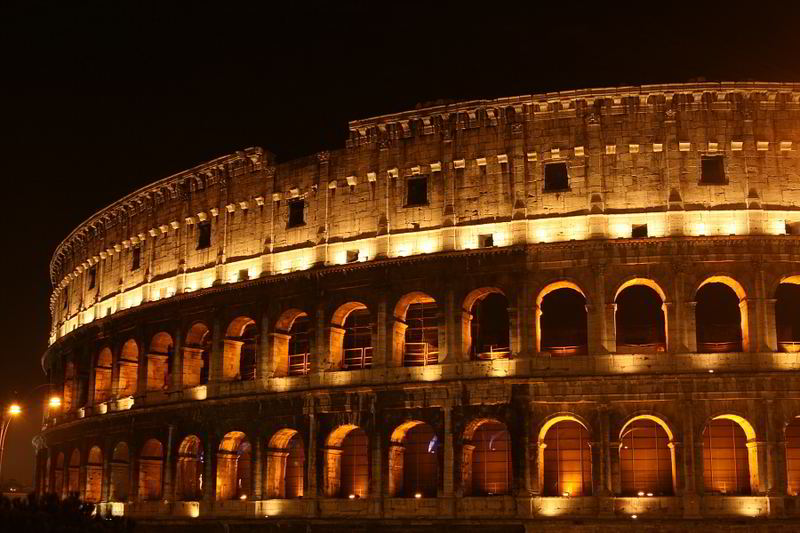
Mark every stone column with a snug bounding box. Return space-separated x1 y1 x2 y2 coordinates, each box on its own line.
314 304 328 372
102 445 112 502
203 432 217 503
443 405 454 497
756 267 777 352
170 324 183 390
603 303 617 354
599 408 612 495
519 278 535 357
257 307 271 379
208 315 223 388
610 438 622 495
306 411 318 499
745 298 760 353
163 424 175 502
684 302 698 353
519 407 531 494
252 439 263 500
374 298 388 368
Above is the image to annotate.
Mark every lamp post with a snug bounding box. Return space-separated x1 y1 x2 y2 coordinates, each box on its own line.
0 403 22 483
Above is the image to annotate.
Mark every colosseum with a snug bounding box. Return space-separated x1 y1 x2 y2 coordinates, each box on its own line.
35 81 800 531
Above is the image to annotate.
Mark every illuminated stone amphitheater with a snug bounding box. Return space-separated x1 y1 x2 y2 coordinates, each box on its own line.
36 82 800 530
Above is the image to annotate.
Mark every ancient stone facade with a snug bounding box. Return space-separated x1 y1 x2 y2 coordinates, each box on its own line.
36 82 800 530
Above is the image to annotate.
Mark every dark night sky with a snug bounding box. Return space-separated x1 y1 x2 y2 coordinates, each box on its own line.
1 1 798 487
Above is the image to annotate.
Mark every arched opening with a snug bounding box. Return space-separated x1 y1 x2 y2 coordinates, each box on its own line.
138 438 164 501
67 449 80 495
619 417 675 495
184 323 211 386
224 316 257 381
332 303 372 370
776 281 800 352
117 339 139 397
63 361 76 411
216 431 251 500
615 281 666 353
94 348 113 403
465 289 510 360
702 416 755 494
537 283 588 355
176 435 204 501
53 452 65 497
324 425 369 498
265 429 305 499
539 418 592 497
696 279 745 353
110 442 130 502
463 419 512 496
786 417 800 495
389 421 440 497
146 332 173 391
272 309 312 376
395 293 439 367
85 446 103 502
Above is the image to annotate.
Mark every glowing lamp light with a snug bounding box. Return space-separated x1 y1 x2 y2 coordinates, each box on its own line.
708 369 714 373
646 492 653 497
561 491 570 497
637 491 645 497
7 403 21 416
239 494 247 500
49 396 62 409
414 492 422 499
631 514 638 520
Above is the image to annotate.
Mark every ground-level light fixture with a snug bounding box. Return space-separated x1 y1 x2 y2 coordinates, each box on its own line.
348 494 356 499
7 404 21 416
414 492 422 499
49 396 61 408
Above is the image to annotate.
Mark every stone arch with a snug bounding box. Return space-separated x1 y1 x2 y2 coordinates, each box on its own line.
536 280 588 355
138 438 163 501
53 451 65 497
614 278 667 353
324 425 369 498
702 414 758 494
146 332 173 391
109 442 129 501
265 428 305 499
85 446 103 503
176 435 204 501
537 415 592 497
116 338 139 397
273 309 311 376
331 302 372 370
695 276 748 352
618 415 676 495
775 276 800 352
93 347 113 403
67 448 80 496
463 287 510 360
388 420 440 497
223 316 257 381
184 322 211 386
216 431 251 500
393 292 439 367
785 416 800 495
462 418 512 496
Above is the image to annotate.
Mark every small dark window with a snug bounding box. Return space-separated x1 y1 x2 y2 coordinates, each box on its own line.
346 250 360 263
88 267 97 290
544 162 569 191
406 176 428 206
631 224 648 238
787 222 800 236
700 156 726 184
197 222 211 250
288 199 305 228
131 246 141 271
238 268 249 281
63 288 69 310
479 234 494 248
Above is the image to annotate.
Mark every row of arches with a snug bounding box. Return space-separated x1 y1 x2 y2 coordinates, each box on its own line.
63 276 800 411
44 413 800 502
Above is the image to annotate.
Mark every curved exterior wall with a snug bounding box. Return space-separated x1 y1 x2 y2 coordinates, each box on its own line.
36 82 800 528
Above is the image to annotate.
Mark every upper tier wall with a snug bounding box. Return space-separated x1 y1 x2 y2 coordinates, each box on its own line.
48 82 800 343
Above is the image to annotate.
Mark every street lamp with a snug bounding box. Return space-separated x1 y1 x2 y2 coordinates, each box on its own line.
0 402 22 482
48 396 61 409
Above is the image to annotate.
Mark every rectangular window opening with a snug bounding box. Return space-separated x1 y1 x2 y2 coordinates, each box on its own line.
88 267 97 290
238 268 249 281
787 222 800 236
131 246 141 271
479 234 494 248
700 155 726 184
544 162 569 192
406 176 428 206
631 224 648 239
346 250 360 263
288 199 305 228
197 222 211 250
